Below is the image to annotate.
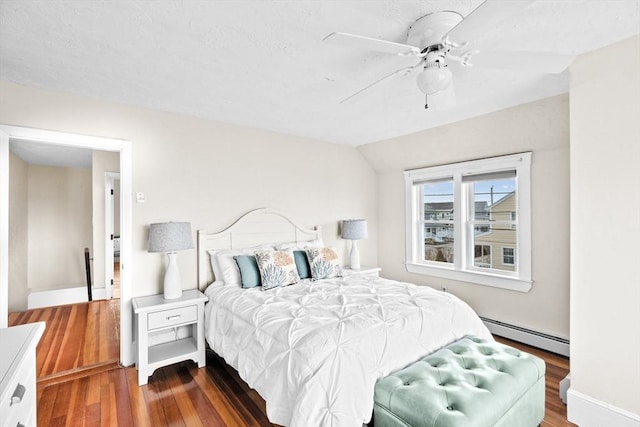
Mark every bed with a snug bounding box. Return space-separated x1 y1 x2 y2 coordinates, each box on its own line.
198 208 492 427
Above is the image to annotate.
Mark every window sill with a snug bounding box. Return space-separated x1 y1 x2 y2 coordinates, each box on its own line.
405 263 532 292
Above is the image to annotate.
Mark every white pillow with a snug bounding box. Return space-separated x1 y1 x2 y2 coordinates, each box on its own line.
214 245 273 286
275 238 324 251
207 249 224 283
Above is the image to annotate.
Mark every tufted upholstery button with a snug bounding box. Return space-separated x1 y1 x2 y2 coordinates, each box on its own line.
404 382 411 386
446 405 454 411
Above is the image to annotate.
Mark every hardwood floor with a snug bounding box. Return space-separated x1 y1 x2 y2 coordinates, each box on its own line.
9 299 120 384
14 300 574 426
495 337 575 427
113 261 121 299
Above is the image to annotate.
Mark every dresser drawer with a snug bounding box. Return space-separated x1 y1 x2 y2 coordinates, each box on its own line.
1 355 36 427
147 305 197 330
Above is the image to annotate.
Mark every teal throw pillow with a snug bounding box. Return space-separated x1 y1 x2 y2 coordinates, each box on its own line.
234 255 261 288
293 250 311 279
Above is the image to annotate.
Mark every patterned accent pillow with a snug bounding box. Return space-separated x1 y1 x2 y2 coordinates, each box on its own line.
305 247 343 280
254 250 300 290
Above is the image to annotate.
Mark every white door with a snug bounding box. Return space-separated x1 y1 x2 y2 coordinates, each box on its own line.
104 172 120 299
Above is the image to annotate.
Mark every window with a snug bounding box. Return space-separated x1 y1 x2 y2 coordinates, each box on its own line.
404 152 532 292
474 245 492 268
502 247 515 266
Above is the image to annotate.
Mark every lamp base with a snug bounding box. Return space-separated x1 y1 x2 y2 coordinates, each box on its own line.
163 252 183 300
350 240 361 270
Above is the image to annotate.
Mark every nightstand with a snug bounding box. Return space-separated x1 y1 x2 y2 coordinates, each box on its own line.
132 289 208 385
342 266 381 278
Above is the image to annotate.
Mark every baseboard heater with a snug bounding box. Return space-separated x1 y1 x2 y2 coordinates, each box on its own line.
480 316 570 357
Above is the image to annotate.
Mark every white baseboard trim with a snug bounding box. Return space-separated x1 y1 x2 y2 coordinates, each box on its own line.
568 388 640 427
480 317 570 357
28 286 107 309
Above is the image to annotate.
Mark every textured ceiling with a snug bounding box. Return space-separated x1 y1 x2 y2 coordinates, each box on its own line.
1 1 639 146
10 139 93 168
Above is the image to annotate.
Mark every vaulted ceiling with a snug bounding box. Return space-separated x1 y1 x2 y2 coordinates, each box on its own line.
1 1 639 146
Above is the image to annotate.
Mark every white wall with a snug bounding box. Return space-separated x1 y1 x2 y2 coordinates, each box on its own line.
8 152 28 311
114 179 120 236
359 94 570 339
27 164 93 292
92 150 120 289
0 81 378 298
569 35 640 423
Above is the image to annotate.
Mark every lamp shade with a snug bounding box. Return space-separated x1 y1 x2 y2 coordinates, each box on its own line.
342 219 368 240
416 65 452 95
148 222 194 253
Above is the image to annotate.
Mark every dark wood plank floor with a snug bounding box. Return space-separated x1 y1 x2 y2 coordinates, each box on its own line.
12 300 574 426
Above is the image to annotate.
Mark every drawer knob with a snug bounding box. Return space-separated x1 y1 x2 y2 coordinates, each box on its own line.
167 315 181 321
10 383 26 406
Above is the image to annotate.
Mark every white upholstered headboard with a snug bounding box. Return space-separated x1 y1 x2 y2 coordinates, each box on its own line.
197 208 322 289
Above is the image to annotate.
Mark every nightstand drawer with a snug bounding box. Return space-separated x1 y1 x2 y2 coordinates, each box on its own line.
147 305 197 330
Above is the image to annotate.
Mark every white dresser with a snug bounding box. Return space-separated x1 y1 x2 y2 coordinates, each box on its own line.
0 322 45 427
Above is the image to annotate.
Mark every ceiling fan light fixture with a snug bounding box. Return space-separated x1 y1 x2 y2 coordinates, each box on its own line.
416 63 452 95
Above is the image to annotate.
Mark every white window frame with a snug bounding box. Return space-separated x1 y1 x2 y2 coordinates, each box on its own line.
404 152 532 292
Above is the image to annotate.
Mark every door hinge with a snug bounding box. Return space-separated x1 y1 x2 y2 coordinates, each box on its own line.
110 234 114 240
110 189 114 195
111 279 114 285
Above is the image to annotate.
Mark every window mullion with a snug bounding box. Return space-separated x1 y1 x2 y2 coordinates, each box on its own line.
453 174 464 271
463 178 474 271
414 186 423 264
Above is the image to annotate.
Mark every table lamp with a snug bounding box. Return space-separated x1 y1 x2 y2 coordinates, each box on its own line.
148 221 193 299
342 219 368 270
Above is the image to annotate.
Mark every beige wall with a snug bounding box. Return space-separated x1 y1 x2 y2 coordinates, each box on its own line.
0 81 378 298
569 35 640 418
359 94 570 339
92 150 120 289
27 164 93 292
8 152 28 311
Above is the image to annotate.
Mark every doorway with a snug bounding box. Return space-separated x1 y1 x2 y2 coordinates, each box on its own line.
0 125 134 366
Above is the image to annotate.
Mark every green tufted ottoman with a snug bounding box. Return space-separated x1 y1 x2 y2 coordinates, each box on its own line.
374 336 546 427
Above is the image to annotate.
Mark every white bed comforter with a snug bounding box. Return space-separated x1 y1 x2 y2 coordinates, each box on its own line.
204 275 492 427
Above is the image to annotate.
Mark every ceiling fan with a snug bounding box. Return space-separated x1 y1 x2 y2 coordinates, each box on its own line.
323 0 574 109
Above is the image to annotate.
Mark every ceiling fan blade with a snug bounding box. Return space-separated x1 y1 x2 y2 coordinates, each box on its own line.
467 50 575 74
340 62 422 104
323 32 421 56
443 0 535 47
